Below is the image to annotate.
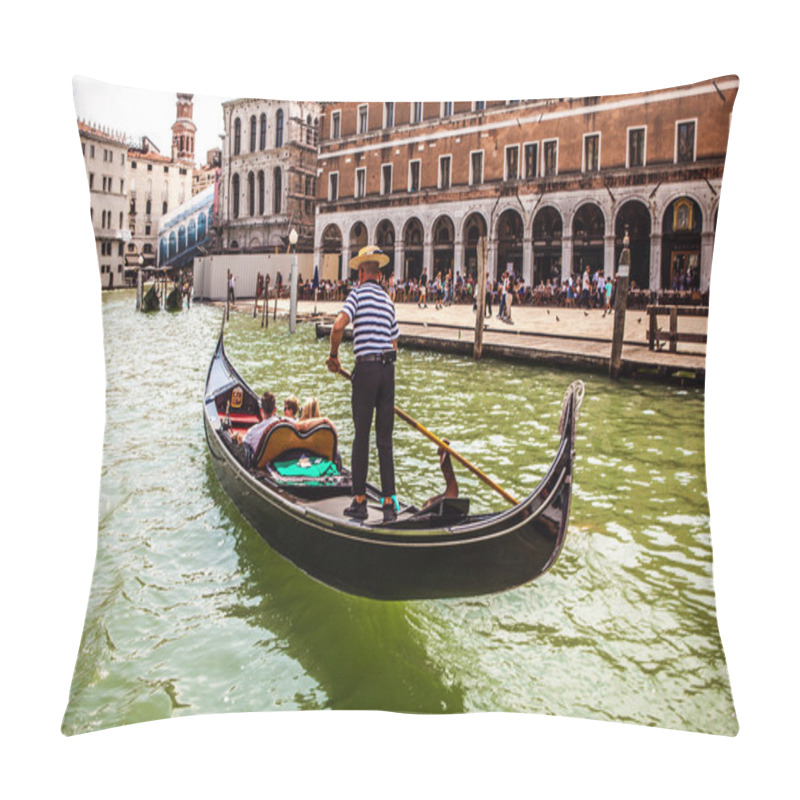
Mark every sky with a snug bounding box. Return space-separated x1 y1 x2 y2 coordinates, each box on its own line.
73 75 229 163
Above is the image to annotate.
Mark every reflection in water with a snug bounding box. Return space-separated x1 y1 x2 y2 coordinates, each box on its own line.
62 291 735 736
206 462 466 713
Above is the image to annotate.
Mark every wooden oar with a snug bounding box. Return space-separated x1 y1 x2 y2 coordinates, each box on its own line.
335 366 519 506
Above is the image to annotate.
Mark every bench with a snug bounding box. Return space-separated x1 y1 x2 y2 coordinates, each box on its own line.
253 421 339 470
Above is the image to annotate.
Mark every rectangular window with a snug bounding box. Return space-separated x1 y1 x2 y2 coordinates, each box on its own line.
544 139 558 176
331 110 341 138
381 163 392 195
442 101 453 117
628 127 646 168
90 145 95 158
439 155 451 189
524 142 538 179
384 102 394 128
676 120 696 163
88 173 94 189
358 104 368 134
412 102 423 124
329 172 339 201
474 101 485 111
408 160 421 192
470 151 483 185
355 167 366 198
505 145 519 180
583 133 600 172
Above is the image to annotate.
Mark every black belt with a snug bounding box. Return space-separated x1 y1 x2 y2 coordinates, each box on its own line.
355 351 396 364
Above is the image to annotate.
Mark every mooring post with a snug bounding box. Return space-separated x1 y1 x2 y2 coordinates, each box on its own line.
289 228 299 334
609 226 631 380
226 269 230 321
474 235 487 361
254 272 261 318
262 275 270 329
136 266 142 311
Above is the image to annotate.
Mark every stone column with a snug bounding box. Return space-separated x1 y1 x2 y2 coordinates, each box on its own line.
700 231 715 292
453 238 464 281
394 240 405 282
487 236 498 282
522 233 534 286
649 232 662 292
561 235 573 282
423 237 433 279
604 233 615 278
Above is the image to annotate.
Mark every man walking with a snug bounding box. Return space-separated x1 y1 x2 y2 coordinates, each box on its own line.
326 246 399 523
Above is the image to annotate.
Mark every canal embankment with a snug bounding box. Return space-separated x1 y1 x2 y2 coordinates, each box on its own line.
220 297 708 386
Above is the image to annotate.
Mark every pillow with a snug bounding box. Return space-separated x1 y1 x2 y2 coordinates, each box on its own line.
63 74 738 740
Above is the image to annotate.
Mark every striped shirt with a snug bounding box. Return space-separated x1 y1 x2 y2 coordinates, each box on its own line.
342 280 399 358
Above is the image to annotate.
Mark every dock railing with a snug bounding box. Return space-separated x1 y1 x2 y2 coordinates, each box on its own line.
647 305 708 353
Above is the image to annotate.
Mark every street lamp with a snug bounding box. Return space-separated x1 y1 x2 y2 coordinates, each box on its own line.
289 228 299 333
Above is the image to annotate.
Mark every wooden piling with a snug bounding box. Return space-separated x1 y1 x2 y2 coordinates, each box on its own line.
473 236 487 361
610 228 631 380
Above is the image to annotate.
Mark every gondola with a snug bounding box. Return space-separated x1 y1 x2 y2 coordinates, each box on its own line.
165 285 182 311
203 319 583 600
141 283 160 312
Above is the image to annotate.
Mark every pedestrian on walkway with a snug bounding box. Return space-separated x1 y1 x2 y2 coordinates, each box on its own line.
327 245 399 523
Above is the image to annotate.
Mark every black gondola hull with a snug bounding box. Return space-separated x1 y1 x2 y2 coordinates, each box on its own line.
203 324 580 600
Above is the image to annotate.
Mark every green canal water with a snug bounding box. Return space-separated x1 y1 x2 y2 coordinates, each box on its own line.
61 290 736 735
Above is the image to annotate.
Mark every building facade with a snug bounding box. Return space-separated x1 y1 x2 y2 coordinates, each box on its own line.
78 121 131 289
217 99 322 254
314 78 738 293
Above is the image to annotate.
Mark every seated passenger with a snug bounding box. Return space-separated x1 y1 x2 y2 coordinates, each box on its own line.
299 396 321 420
241 391 279 465
283 395 299 420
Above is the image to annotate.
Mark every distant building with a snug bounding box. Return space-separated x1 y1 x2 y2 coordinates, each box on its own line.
77 120 131 289
314 78 739 293
193 148 221 195
217 99 322 254
125 136 193 271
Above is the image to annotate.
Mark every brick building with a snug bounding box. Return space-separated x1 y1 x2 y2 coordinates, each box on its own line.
314 77 738 293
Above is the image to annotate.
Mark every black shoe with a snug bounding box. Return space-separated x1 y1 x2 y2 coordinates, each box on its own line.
344 498 368 520
382 503 397 523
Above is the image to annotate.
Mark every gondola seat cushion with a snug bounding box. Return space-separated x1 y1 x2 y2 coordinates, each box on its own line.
253 421 338 470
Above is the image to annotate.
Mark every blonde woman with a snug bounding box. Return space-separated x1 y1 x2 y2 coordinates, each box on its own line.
300 397 321 420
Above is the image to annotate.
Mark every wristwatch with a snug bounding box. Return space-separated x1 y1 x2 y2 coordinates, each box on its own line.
329 351 338 358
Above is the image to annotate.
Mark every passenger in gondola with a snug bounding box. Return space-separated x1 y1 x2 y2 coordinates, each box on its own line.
299 397 321 420
241 391 279 465
283 395 299 419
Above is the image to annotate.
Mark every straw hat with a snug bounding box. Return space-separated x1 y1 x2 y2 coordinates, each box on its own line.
349 245 390 270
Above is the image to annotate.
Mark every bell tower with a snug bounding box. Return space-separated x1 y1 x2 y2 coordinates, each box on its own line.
171 93 197 165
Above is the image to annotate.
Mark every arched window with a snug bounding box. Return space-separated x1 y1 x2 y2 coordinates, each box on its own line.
145 199 152 215
248 171 255 216
197 213 206 241
273 167 282 213
306 114 313 145
258 170 265 215
162 201 168 214
260 113 267 150
159 238 168 264
249 115 256 151
168 232 177 258
188 218 196 247
233 117 241 155
178 226 186 252
232 173 240 218
275 109 284 147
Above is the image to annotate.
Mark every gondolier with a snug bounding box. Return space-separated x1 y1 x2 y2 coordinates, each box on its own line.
327 245 399 523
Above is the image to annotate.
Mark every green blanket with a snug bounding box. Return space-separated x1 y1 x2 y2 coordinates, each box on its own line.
273 456 339 478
